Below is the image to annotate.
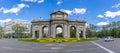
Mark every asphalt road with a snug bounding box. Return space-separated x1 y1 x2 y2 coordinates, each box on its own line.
0 38 118 53
94 38 120 53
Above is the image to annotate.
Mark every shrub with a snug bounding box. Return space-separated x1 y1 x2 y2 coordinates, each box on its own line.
18 38 98 42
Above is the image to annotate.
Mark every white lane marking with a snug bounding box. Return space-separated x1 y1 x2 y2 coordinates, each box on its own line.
87 47 100 50
70 44 93 47
32 47 50 49
58 44 65 46
91 41 115 53
45 44 66 46
65 49 84 52
2 46 14 50
0 40 8 43
40 50 58 52
51 47 62 50
17 48 32 51
45 44 54 46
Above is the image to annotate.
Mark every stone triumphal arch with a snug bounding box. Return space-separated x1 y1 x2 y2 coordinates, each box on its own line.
31 10 86 38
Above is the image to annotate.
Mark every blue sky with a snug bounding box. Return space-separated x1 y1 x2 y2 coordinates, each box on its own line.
0 0 120 26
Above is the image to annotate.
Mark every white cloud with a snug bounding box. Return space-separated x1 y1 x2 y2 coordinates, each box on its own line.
85 23 90 28
97 14 110 26
61 8 87 15
105 18 108 20
21 0 44 3
97 21 109 26
21 0 37 2
97 14 104 18
73 8 86 14
57 1 62 5
0 3 29 15
38 0 44 3
0 18 12 23
0 7 4 11
104 11 120 18
61 9 72 15
0 18 12 26
112 3 120 8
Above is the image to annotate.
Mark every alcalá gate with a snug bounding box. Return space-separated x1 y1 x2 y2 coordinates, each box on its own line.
31 10 86 38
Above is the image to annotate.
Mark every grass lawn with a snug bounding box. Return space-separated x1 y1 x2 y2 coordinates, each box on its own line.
18 38 98 43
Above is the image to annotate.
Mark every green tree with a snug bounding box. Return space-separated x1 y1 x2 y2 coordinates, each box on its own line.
86 26 92 37
101 25 109 37
70 27 76 38
0 26 3 38
56 33 62 38
87 21 120 38
5 33 12 38
86 24 98 37
12 24 26 38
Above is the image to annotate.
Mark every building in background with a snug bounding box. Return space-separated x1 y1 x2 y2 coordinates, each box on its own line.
4 19 31 35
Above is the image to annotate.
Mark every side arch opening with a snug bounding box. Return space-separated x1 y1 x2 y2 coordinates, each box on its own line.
70 26 76 38
42 26 49 38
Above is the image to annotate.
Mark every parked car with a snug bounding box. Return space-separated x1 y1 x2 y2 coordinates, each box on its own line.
104 36 114 42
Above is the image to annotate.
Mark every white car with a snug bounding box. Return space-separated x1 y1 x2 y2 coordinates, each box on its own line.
104 36 114 42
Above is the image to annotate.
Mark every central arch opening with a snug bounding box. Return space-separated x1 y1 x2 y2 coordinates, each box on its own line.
56 25 63 38
70 26 76 38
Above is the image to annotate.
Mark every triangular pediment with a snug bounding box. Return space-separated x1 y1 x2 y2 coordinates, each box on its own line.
51 10 68 15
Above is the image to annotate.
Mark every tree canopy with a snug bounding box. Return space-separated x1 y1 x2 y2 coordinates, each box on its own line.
12 24 27 38
86 21 120 38
0 26 3 38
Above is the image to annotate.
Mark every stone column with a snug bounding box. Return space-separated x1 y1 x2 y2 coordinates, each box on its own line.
83 25 86 38
67 25 70 38
32 27 35 38
50 24 53 38
54 24 56 38
51 24 56 38
62 24 64 38
63 24 67 38
79 28 82 38
76 25 79 38
50 24 52 38
39 25 42 38
48 25 51 38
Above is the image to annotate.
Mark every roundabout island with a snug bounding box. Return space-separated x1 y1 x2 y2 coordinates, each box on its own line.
18 38 98 43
